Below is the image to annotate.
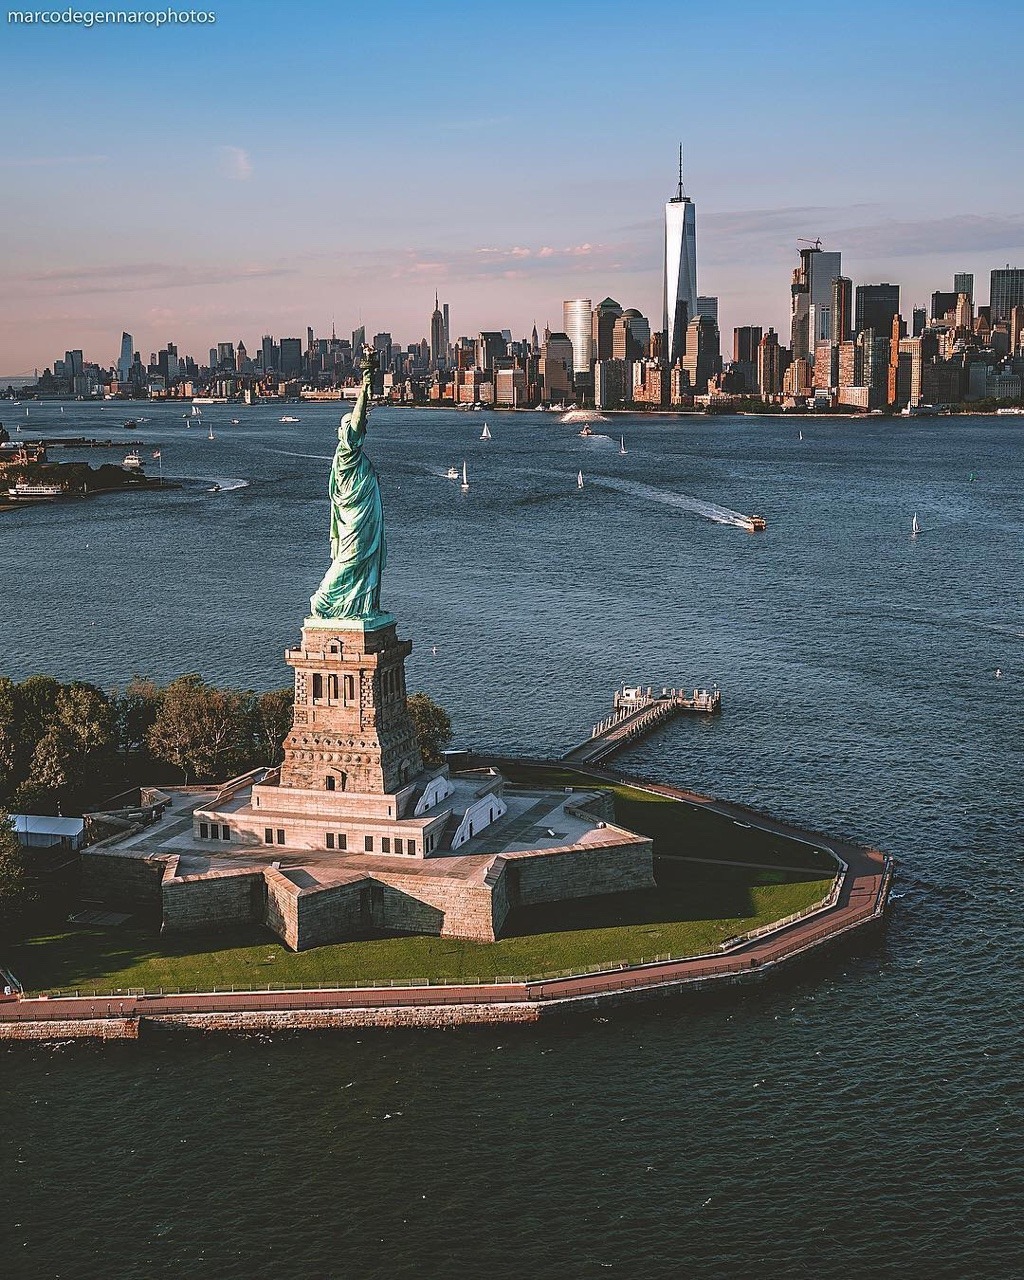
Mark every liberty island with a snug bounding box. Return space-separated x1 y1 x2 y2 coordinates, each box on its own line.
0 397 897 1037
77 357 660 952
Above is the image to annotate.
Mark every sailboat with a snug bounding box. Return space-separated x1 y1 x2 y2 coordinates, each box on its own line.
911 513 921 537
191 405 202 418
480 423 491 440
207 422 215 441
798 430 804 441
460 460 469 492
619 435 626 455
577 470 584 490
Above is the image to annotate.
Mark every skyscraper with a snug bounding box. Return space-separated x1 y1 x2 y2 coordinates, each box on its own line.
855 284 900 336
279 338 302 378
696 296 718 322
953 272 974 304
562 298 593 381
682 314 721 394
790 245 841 359
352 325 366 356
117 331 133 384
592 298 623 361
733 326 762 364
831 276 853 345
756 328 781 397
663 145 697 367
612 310 650 361
429 294 446 371
990 266 1024 322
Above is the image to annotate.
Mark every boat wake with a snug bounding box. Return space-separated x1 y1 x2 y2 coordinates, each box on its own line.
561 408 609 424
266 449 333 462
588 475 754 528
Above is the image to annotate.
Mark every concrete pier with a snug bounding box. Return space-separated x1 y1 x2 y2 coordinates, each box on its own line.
565 685 722 764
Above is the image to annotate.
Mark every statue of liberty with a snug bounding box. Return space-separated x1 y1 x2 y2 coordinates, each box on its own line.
308 348 390 624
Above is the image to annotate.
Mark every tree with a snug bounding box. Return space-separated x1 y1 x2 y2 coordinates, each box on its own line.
146 674 252 783
250 688 294 766
115 678 164 759
22 682 117 813
406 692 453 767
0 807 28 930
0 678 18 803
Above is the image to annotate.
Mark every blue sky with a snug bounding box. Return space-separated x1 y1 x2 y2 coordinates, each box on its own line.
2 0 1023 371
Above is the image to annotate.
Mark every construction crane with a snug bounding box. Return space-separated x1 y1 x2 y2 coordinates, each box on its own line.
798 237 823 251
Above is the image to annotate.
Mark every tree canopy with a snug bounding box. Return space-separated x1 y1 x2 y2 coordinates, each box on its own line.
406 692 454 767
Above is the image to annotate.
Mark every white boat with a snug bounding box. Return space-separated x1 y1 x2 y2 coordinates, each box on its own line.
480 423 491 440
577 470 584 490
230 418 240 425
578 425 593 437
122 450 143 470
798 430 804 441
280 415 300 423
207 424 215 441
912 513 921 536
460 460 469 492
7 482 63 500
191 405 202 418
446 466 460 480
619 436 626 455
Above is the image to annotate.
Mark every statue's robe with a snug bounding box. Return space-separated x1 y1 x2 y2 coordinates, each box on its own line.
309 402 386 620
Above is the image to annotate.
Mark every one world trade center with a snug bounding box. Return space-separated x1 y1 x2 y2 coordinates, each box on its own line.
663 146 697 367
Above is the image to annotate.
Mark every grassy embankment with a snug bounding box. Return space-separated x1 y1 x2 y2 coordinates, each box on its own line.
9 765 834 994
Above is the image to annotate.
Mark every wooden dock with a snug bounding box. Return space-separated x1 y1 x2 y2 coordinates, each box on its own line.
564 684 721 764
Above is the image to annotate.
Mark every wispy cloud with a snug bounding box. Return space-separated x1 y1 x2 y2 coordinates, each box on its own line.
219 145 253 181
7 155 110 167
836 212 1024 257
8 262 294 298
698 206 1024 265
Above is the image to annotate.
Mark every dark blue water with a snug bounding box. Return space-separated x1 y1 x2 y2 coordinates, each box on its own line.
2 402 1021 1278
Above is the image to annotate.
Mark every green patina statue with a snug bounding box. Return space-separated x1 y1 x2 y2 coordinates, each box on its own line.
308 348 389 624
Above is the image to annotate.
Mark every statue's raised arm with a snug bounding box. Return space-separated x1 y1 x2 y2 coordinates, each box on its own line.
349 346 378 437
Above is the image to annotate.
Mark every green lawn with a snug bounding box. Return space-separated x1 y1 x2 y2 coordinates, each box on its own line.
498 761 834 873
10 868 831 995
7 761 836 995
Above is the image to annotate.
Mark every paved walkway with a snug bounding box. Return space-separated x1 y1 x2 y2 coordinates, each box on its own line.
0 763 893 1030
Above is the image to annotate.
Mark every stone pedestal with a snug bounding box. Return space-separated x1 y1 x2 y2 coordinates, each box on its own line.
278 617 424 797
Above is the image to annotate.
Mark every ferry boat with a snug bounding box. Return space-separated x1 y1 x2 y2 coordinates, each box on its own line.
7 482 63 500
122 450 144 470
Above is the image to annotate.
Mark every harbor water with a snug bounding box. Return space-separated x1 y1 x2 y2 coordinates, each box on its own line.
1 402 1021 1278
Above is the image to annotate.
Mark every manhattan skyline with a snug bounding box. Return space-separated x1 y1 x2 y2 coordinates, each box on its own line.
2 0 1023 372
